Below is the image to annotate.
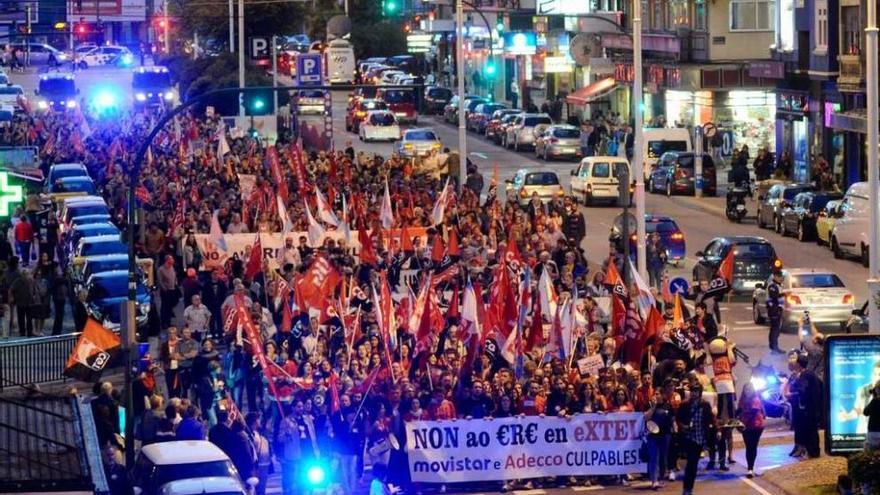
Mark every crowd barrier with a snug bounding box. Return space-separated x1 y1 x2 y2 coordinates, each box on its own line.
0 332 79 391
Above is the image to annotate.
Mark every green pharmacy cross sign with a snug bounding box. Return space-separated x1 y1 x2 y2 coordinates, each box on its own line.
0 171 23 217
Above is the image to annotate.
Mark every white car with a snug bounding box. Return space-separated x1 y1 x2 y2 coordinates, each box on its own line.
77 45 134 69
751 268 855 331
159 477 251 495
359 110 400 142
132 441 258 495
398 128 442 157
0 84 25 109
380 70 405 85
570 156 631 206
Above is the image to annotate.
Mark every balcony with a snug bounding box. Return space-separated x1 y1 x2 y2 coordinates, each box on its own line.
837 54 864 88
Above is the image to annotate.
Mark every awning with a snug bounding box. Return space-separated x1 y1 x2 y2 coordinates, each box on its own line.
566 77 619 105
829 108 868 134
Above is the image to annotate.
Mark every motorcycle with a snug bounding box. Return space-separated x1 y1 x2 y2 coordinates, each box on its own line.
749 362 791 424
725 182 750 223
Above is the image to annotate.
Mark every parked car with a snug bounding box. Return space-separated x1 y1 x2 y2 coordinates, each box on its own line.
46 176 96 201
504 113 553 151
359 110 400 142
505 170 565 206
72 235 126 262
647 151 717 196
489 112 522 145
816 199 844 247
641 127 692 179
570 156 630 206
158 477 252 495
467 102 506 133
610 214 686 266
485 109 521 142
0 84 25 109
83 270 151 329
779 191 844 241
423 86 453 114
46 163 89 187
345 98 387 132
830 181 874 265
65 224 121 262
756 183 815 233
751 268 855 332
72 253 128 287
132 441 256 495
442 95 481 124
693 236 782 293
376 88 417 124
398 128 441 157
534 125 582 161
60 199 110 234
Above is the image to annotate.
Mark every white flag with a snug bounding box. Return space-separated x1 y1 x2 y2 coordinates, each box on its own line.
277 194 294 234
629 259 657 320
217 132 231 157
340 194 352 245
461 281 481 339
209 210 227 253
431 177 451 226
538 267 558 322
304 199 325 247
380 179 394 229
315 187 340 226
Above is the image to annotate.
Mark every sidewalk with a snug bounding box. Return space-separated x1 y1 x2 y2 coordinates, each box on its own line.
755 435 845 495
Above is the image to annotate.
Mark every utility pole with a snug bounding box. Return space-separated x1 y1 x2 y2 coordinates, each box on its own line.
229 0 235 53
272 35 278 114
163 0 170 53
238 0 245 117
632 0 647 280
25 5 31 66
455 0 467 192
867 0 879 334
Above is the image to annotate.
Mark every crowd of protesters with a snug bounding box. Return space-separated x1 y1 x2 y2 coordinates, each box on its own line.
0 105 837 495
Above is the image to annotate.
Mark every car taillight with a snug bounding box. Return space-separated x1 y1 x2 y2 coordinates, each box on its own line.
356 111 366 117
843 294 854 304
773 258 783 268
671 232 684 240
556 186 565 196
675 169 687 179
785 294 802 306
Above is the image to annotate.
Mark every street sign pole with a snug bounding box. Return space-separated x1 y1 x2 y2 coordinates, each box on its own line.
456 0 467 193
272 36 278 114
695 125 704 198
632 0 647 280
867 0 879 334
237 0 245 117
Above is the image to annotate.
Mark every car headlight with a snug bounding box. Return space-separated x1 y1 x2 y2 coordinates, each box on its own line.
66 100 77 108
121 54 133 66
37 100 48 109
58 53 68 61
135 92 147 102
164 91 175 101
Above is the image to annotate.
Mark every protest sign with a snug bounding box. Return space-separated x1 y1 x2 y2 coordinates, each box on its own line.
577 354 605 377
238 174 257 202
405 413 645 483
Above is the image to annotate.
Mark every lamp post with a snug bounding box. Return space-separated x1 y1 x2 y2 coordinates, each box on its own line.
238 0 245 117
456 0 466 191
867 0 879 334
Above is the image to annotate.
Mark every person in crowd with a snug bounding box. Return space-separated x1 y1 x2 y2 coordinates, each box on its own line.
158 255 180 328
278 400 319 495
9 267 33 337
183 294 212 341
645 385 674 490
176 403 206 440
247 412 272 495
174 326 200 397
787 351 823 458
737 381 766 477
13 215 33 267
864 381 880 451
676 385 714 495
91 381 121 447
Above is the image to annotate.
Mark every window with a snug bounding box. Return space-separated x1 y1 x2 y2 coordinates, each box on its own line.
668 0 689 28
814 0 828 52
652 0 666 31
842 6 861 55
694 0 707 30
730 0 774 31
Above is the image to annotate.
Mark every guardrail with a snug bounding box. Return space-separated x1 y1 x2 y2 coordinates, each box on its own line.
0 332 79 391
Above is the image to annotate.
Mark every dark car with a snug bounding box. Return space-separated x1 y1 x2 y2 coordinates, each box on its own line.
467 102 507 133
693 236 782 293
485 109 522 142
345 98 387 133
84 270 151 329
648 151 716 197
779 191 844 241
756 183 815 233
65 222 121 257
610 214 686 266
443 95 481 124
132 65 174 107
423 86 452 115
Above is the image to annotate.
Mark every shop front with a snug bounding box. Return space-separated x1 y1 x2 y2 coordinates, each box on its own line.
775 89 811 183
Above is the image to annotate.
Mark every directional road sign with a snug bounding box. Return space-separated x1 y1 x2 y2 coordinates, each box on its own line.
669 277 690 296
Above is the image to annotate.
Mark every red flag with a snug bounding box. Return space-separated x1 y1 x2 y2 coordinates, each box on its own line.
281 296 293 333
358 228 379 264
135 185 151 205
235 295 283 415
295 255 342 310
447 285 460 320
719 249 735 284
328 372 341 412
525 289 543 352
431 234 445 263
267 146 289 204
448 228 460 257
244 236 263 280
400 226 414 253
620 299 643 366
506 236 522 264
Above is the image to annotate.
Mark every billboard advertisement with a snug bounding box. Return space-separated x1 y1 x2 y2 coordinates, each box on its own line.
825 335 880 455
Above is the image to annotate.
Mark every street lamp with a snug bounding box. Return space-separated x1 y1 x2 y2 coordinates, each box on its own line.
866 0 879 334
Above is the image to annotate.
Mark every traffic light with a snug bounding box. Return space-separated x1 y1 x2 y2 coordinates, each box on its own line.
496 18 504 33
251 98 266 112
76 23 87 35
382 0 399 16
485 60 497 78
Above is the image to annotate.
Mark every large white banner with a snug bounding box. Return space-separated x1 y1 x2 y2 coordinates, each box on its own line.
405 413 646 483
193 232 353 270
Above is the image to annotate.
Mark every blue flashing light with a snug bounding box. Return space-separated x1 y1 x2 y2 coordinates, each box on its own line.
301 460 329 487
94 90 117 109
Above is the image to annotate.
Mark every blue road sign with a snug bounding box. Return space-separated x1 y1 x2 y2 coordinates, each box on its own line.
296 54 323 86
669 277 690 296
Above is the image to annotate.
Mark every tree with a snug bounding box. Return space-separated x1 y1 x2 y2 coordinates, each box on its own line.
171 0 307 48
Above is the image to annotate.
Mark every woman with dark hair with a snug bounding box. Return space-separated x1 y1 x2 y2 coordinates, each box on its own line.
736 382 766 477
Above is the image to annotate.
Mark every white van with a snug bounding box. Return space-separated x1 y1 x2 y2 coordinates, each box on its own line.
570 156 631 205
642 128 692 179
325 39 356 84
829 181 870 265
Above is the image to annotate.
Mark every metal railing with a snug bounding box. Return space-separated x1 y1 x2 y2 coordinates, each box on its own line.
0 332 79 391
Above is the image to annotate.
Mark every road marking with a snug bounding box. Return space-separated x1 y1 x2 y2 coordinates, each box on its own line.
732 325 765 331
760 464 781 471
735 320 754 324
470 152 488 160
740 475 776 495
570 486 604 491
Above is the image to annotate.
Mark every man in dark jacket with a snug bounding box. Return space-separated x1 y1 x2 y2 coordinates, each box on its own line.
676 385 715 495
91 382 121 447
201 269 228 339
789 352 823 458
465 164 484 197
562 203 586 247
